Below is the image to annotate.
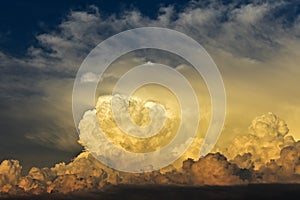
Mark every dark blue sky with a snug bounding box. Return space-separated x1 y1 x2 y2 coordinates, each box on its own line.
0 0 191 57
1 0 299 57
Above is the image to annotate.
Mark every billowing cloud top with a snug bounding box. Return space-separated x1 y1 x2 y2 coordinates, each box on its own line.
1 109 300 196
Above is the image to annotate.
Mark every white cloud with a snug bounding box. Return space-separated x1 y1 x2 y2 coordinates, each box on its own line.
232 3 270 24
80 72 98 83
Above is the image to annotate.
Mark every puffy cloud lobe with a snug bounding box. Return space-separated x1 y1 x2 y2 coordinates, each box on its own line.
1 114 300 196
188 153 245 185
78 94 210 172
224 112 294 169
79 95 184 171
256 141 300 183
0 152 255 196
0 152 245 195
0 160 22 193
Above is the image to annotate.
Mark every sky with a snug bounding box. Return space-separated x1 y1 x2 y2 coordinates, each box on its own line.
1 0 300 173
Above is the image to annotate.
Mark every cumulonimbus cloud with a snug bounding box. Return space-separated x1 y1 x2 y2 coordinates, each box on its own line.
1 104 300 196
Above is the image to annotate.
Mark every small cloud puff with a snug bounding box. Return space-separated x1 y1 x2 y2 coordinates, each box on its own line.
80 72 99 83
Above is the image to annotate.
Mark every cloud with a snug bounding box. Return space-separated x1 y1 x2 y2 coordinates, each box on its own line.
188 153 245 185
0 160 22 193
78 94 182 172
2 111 300 195
1 0 300 172
80 72 99 83
232 3 269 24
2 1 300 197
223 112 294 169
23 0 300 72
